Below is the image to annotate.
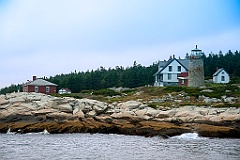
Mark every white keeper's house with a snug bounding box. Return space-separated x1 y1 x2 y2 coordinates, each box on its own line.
153 55 189 87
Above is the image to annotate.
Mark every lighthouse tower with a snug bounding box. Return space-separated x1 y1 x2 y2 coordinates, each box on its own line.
188 45 205 87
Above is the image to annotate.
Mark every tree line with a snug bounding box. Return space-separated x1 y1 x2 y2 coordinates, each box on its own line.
47 61 158 93
1 50 239 94
203 50 240 78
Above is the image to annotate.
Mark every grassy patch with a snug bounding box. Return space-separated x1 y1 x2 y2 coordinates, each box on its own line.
92 89 120 97
212 102 240 108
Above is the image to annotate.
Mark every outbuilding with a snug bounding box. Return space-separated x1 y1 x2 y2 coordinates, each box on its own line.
213 68 230 84
58 88 72 94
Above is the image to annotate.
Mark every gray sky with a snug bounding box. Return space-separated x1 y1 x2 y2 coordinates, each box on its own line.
0 0 240 88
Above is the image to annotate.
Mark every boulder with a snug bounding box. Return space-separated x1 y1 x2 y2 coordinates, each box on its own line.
32 101 48 109
81 105 92 114
110 111 134 119
75 98 108 114
217 112 240 121
196 124 240 138
194 107 209 116
31 108 59 116
24 93 45 102
94 115 112 123
155 110 176 118
222 97 236 103
203 97 222 103
46 112 76 121
118 101 142 110
74 110 85 119
135 109 146 118
0 104 9 109
86 110 97 117
0 98 9 106
52 103 73 113
45 101 58 108
93 104 108 114
9 97 25 104
225 107 240 114
144 107 160 117
174 110 201 118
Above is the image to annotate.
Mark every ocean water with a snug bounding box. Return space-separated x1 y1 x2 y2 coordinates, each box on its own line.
0 131 240 160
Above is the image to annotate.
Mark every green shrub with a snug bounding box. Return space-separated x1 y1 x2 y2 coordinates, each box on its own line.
121 89 136 95
80 90 93 94
163 86 183 92
93 89 120 96
148 103 158 109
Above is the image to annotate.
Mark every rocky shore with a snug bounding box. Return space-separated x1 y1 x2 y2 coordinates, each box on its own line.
0 92 240 138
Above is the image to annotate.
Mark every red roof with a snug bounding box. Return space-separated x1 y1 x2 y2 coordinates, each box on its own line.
178 72 188 77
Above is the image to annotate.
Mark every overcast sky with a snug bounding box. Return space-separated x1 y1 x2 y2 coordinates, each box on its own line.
0 0 240 88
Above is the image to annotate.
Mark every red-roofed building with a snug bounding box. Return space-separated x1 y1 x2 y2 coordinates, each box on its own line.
177 72 188 86
22 76 57 94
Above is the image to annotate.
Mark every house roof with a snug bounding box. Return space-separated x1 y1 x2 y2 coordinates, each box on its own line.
153 58 189 76
24 79 57 86
178 72 188 77
213 68 228 76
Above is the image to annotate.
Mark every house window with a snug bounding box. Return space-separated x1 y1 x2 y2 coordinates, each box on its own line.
169 66 172 72
178 66 181 72
34 86 38 93
168 73 172 80
221 76 225 81
46 86 50 93
222 72 224 74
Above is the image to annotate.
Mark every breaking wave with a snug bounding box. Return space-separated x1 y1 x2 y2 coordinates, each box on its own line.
171 133 207 140
6 128 16 134
6 128 50 135
26 129 50 135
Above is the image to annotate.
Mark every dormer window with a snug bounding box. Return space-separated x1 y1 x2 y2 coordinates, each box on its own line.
178 66 181 72
169 66 172 72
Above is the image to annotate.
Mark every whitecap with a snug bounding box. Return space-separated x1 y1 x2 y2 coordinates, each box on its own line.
26 129 50 135
42 129 50 135
6 128 16 134
171 133 207 140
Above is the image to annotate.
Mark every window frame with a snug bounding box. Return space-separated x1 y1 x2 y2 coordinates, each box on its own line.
169 66 172 72
34 86 38 93
46 86 50 93
221 76 225 81
177 66 181 72
168 73 172 80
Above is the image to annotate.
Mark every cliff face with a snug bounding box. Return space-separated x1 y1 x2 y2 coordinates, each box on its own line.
0 92 240 138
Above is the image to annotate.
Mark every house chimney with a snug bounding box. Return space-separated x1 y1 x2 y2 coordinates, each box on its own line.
33 76 37 81
173 54 175 59
216 67 219 71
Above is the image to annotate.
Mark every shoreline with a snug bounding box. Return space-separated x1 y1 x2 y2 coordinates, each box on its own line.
0 92 240 138
1 117 240 138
